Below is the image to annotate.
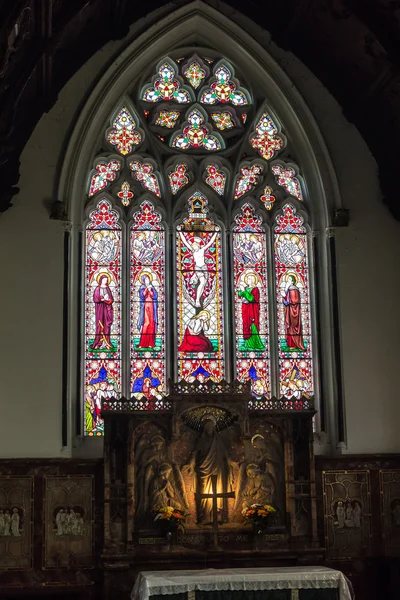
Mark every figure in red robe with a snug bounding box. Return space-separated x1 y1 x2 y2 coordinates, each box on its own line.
282 274 305 351
238 272 265 351
91 273 114 350
179 310 213 352
137 273 158 348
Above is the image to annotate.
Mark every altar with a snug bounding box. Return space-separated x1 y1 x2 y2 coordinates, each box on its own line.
132 567 353 600
101 381 324 598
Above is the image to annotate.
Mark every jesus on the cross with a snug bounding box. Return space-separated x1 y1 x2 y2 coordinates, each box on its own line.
179 231 217 307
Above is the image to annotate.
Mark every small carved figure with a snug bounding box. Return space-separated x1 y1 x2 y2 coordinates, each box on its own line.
336 501 345 528
0 509 4 536
11 508 20 536
353 502 361 528
235 463 275 512
4 510 10 535
344 501 354 527
55 509 64 535
393 501 400 527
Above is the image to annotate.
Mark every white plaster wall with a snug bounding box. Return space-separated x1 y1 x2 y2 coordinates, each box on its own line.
0 3 399 457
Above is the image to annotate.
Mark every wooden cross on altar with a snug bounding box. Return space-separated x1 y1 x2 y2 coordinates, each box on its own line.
199 474 235 551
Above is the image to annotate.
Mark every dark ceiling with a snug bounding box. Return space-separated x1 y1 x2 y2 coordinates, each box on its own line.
1 0 399 219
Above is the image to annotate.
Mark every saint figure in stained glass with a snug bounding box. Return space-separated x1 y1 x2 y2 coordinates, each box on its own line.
90 273 114 350
238 272 265 351
137 272 158 349
281 273 305 351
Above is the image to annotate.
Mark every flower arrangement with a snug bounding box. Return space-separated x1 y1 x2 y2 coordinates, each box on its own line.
243 504 276 531
154 506 188 533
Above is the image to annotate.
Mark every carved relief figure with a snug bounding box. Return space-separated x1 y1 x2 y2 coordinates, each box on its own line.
183 414 234 524
235 463 275 512
11 508 20 536
392 500 400 527
149 462 188 511
334 500 361 529
53 507 85 537
135 434 166 517
4 510 10 536
345 501 354 527
336 501 345 528
251 433 280 487
353 502 361 528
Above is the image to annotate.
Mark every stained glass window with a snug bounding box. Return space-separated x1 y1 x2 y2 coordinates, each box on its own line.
130 201 166 409
82 52 319 435
84 199 122 436
176 192 224 383
233 205 270 398
274 204 313 401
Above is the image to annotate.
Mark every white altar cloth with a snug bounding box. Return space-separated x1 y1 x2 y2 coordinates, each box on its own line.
132 567 352 600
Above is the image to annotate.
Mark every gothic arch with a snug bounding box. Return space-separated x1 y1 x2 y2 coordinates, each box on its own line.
60 1 342 454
